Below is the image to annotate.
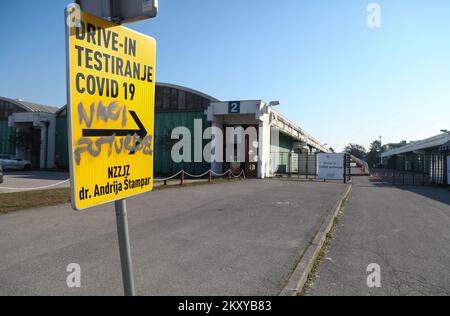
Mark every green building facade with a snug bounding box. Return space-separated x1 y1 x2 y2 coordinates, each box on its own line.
53 83 218 175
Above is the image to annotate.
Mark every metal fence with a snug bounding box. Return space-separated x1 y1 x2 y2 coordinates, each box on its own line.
344 154 352 183
270 152 318 179
270 152 352 183
376 153 447 186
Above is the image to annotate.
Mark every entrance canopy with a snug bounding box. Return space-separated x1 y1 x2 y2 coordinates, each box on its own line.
205 100 327 179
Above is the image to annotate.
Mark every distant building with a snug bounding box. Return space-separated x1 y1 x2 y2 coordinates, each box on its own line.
0 97 59 169
381 141 407 152
381 132 450 185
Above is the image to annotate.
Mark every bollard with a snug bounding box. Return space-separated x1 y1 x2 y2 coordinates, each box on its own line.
164 180 167 186
228 170 232 181
181 171 185 186
208 170 212 183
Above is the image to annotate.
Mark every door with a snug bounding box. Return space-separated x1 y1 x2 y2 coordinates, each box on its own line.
224 124 259 178
31 129 41 169
244 125 259 178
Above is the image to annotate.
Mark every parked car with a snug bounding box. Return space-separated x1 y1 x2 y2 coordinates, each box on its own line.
0 154 33 171
0 164 3 184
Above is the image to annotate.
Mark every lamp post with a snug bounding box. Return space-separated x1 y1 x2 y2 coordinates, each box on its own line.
263 100 280 116
269 101 280 107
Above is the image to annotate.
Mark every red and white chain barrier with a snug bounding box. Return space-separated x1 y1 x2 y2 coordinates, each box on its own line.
155 169 246 186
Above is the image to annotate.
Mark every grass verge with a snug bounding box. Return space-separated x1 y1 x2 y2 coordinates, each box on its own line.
0 178 245 214
0 188 71 214
299 186 352 296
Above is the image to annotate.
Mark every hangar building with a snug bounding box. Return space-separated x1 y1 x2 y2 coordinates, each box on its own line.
0 83 327 178
381 132 450 185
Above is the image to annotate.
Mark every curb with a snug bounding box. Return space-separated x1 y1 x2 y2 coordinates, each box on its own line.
279 184 353 296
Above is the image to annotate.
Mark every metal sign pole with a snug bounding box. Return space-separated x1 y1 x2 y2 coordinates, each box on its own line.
68 0 157 296
104 0 135 296
115 199 136 296
103 0 115 22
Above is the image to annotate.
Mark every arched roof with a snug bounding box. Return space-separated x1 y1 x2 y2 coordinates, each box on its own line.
0 97 59 114
54 82 220 116
156 82 220 102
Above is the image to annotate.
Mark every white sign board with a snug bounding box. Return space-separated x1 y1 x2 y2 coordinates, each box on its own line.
447 156 450 185
318 153 345 180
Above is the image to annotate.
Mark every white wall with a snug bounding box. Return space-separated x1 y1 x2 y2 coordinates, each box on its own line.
9 112 56 169
206 100 271 178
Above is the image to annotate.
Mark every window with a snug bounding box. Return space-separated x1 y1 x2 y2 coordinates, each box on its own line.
162 88 170 110
202 97 210 109
178 90 186 110
194 95 202 110
0 104 4 119
170 88 178 110
186 92 194 110
155 87 163 110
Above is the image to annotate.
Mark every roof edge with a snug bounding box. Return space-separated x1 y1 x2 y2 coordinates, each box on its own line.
156 82 220 102
0 96 59 114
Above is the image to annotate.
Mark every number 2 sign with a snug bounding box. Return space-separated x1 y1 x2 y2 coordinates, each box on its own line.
228 101 241 114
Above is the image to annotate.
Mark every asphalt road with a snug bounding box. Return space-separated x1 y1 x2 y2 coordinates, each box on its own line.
308 177 450 296
0 179 348 296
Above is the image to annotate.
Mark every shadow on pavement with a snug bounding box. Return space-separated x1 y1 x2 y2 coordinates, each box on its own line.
367 176 450 206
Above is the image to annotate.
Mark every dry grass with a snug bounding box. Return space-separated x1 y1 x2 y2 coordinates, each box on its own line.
0 188 71 214
0 178 245 214
300 187 352 296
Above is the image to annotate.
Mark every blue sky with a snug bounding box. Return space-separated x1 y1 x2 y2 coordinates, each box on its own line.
1 0 449 151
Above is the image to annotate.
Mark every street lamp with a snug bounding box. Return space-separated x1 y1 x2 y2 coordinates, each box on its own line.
269 101 280 107
440 129 449 133
264 101 280 116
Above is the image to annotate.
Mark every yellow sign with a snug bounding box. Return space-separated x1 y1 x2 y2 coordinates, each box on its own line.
66 9 156 210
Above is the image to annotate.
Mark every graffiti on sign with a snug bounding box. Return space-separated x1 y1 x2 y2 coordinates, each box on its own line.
66 9 156 210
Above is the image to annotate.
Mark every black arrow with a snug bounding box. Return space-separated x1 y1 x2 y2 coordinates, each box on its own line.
82 111 148 155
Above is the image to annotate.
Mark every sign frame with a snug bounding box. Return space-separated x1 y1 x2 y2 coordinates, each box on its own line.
318 153 345 181
65 4 157 211
75 0 158 24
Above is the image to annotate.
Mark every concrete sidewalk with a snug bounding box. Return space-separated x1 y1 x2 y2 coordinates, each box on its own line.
0 171 70 193
307 177 450 296
0 179 348 296
0 170 217 193
0 170 227 193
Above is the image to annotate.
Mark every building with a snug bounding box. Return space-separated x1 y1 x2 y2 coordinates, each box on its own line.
0 97 59 169
381 132 450 185
0 83 327 178
381 141 407 152
205 100 326 178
